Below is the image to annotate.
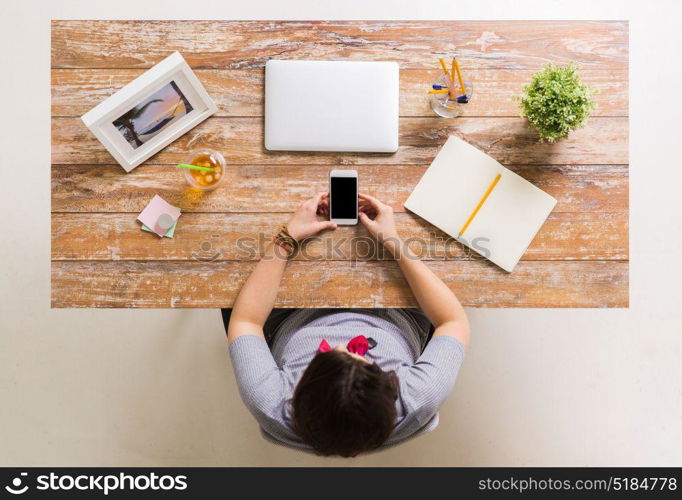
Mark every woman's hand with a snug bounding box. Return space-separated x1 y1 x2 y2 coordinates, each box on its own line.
286 192 337 241
358 193 400 250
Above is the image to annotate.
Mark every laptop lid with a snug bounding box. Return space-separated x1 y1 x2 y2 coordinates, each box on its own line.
264 60 399 153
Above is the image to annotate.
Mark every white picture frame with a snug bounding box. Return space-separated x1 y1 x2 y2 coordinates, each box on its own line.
81 51 217 172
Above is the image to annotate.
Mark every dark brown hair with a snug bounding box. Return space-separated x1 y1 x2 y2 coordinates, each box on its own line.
291 350 399 457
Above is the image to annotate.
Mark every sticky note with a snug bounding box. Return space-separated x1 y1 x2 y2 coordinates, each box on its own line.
137 195 181 237
141 218 178 238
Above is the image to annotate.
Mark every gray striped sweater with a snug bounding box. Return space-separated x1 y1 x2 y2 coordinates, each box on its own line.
228 310 465 453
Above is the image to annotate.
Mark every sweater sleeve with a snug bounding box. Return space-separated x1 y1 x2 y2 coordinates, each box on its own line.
400 335 466 426
228 335 286 424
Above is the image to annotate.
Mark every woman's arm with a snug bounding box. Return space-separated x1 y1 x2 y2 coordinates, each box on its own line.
227 192 336 343
226 242 288 342
358 193 470 348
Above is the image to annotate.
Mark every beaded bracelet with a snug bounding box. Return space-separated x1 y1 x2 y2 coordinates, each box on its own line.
273 225 298 257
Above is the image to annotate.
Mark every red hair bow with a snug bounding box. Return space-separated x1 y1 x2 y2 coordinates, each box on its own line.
318 335 370 356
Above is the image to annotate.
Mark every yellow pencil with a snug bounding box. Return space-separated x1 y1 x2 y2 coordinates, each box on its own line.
439 58 456 98
439 58 450 79
428 89 450 94
458 173 502 237
450 58 456 84
453 59 467 96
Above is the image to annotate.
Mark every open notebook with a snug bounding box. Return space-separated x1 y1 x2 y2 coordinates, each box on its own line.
404 136 557 272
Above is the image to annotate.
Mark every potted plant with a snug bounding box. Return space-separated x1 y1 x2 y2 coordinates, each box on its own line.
516 63 596 143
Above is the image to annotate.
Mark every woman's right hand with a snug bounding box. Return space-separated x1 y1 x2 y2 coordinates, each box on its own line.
358 193 401 249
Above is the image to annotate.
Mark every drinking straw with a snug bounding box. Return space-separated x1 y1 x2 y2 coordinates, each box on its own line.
177 163 215 172
453 59 467 96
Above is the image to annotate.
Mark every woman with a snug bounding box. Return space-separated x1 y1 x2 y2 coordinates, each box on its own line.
225 191 469 457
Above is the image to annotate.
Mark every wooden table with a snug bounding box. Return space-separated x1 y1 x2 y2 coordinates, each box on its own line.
51 21 628 308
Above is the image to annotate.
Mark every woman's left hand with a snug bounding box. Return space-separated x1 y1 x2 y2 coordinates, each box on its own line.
286 192 337 241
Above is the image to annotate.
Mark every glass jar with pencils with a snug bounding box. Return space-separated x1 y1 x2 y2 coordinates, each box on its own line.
429 58 473 118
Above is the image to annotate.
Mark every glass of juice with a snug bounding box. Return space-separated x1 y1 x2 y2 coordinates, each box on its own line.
181 149 226 191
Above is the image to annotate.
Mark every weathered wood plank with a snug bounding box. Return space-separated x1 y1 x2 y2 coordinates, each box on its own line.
51 117 628 165
50 260 629 308
51 68 628 118
51 164 628 214
51 20 628 71
51 212 628 262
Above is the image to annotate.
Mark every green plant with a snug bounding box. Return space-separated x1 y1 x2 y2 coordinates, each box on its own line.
516 63 596 143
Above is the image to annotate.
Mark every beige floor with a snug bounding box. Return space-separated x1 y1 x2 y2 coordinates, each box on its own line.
1 0 681 466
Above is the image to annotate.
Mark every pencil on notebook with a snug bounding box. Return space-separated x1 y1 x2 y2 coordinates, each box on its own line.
458 173 502 237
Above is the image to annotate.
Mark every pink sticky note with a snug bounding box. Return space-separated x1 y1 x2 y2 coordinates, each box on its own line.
137 195 181 237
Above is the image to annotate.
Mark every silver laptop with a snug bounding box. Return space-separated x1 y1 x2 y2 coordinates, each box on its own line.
264 60 399 152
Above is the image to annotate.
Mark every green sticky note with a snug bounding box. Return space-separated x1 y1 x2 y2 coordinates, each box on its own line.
141 207 180 238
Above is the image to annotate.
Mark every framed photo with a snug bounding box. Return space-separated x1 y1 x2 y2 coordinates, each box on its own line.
81 51 217 172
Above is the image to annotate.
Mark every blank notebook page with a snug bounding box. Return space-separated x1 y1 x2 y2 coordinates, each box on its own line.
404 136 556 272
464 169 557 272
404 136 502 237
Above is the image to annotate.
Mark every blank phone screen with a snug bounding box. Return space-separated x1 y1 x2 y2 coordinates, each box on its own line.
331 177 358 219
